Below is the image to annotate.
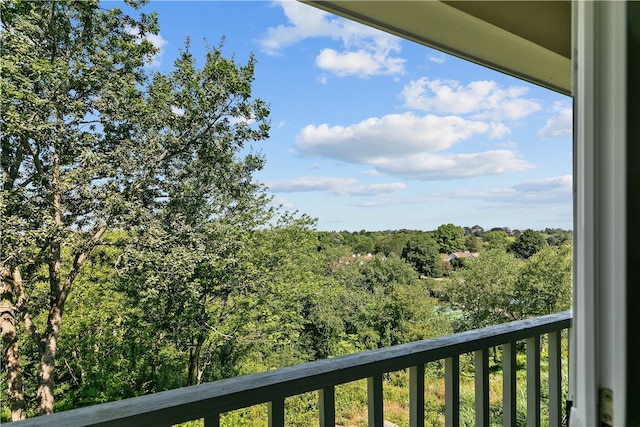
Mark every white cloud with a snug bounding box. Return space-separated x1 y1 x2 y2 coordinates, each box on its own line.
317 74 329 85
296 112 490 163
372 150 534 180
259 1 338 54
267 176 357 192
429 54 446 64
488 122 511 139
401 78 541 120
437 174 572 206
260 1 405 78
334 182 407 197
537 103 572 138
295 112 535 180
362 169 382 176
316 48 405 78
267 176 406 197
513 175 572 193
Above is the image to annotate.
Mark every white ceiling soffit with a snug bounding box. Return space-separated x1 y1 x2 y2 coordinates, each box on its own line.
301 1 571 96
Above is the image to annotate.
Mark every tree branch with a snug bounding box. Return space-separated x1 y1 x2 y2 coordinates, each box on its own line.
59 222 110 307
20 138 50 191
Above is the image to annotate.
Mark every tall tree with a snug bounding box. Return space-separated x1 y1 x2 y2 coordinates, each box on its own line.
1 0 270 417
117 40 271 388
401 236 442 278
0 0 158 416
509 229 547 259
432 223 466 254
513 244 572 317
484 230 511 250
445 249 523 330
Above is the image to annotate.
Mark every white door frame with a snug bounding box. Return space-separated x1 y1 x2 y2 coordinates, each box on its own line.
571 2 627 426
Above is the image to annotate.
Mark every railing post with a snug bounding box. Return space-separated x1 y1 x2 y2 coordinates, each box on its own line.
204 412 220 427
268 398 285 427
445 356 460 427
319 385 335 427
503 341 517 427
526 335 541 427
368 374 384 427
409 364 425 427
548 331 562 427
475 349 489 427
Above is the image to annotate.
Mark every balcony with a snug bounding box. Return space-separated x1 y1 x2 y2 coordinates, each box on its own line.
11 311 571 427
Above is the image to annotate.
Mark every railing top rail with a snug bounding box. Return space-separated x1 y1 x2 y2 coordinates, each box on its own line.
13 311 571 427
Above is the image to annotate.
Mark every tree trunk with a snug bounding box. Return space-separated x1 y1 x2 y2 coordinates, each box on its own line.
187 335 205 386
1 267 27 421
36 305 63 415
196 341 213 385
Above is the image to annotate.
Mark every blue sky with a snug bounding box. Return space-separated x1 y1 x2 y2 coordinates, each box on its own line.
136 1 573 232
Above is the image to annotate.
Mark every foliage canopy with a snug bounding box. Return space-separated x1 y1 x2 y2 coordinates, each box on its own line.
1 0 270 417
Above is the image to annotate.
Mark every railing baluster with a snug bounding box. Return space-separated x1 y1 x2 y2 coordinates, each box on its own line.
475 349 489 427
526 335 541 427
368 374 384 427
548 331 562 427
409 364 425 427
445 355 460 427
268 398 285 427
319 385 335 427
204 412 220 427
503 341 517 427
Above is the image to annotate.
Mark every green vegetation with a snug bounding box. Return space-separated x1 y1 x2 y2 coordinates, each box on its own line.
1 224 572 423
1 1 573 424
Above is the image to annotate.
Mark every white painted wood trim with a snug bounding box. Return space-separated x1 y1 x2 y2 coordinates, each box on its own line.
572 1 627 425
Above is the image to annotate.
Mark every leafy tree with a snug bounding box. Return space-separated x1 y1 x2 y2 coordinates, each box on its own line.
328 253 448 350
484 230 511 250
513 244 572 317
237 214 329 369
464 235 482 253
542 228 573 246
316 231 345 252
380 280 451 345
401 237 442 278
365 255 451 347
0 0 159 417
1 1 269 417
359 253 417 291
373 233 409 257
509 229 547 259
445 249 524 330
351 235 374 255
469 225 486 238
432 223 466 254
53 234 153 409
116 40 271 388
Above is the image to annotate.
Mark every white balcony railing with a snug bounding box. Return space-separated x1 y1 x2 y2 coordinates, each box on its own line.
11 310 571 427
